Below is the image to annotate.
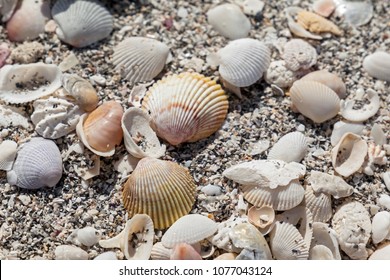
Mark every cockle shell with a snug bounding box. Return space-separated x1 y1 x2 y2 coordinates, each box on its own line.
141 72 228 146
308 170 353 199
55 245 89 260
304 185 333 223
99 214 154 260
334 0 373 27
290 80 340 123
331 120 364 146
206 4 251 40
0 0 18 22
310 222 341 260
247 205 275 229
122 157 196 230
0 63 62 103
170 243 202 260
285 7 323 40
76 101 124 157
52 0 113 48
113 37 170 84
297 9 342 35
340 89 379 122
369 244 390 260
331 132 368 177
7 138 62 189
313 0 336 17
0 140 17 171
282 39 317 71
267 131 308 163
301 70 347 99
371 211 390 244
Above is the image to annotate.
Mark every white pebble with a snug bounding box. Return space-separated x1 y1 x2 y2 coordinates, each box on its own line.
177 7 188 18
90 75 106 86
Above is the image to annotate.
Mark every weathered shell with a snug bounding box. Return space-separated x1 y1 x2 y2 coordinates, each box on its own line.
282 39 317 71
304 185 333 223
122 157 196 230
10 41 45 64
301 70 347 99
285 7 323 40
290 80 340 123
264 60 309 89
0 140 17 171
371 211 390 244
55 245 89 260
297 9 342 35
94 252 117 260
267 131 308 163
214 253 237 260
340 89 380 122
308 170 353 199
7 138 62 189
331 120 364 146
369 244 390 260
238 0 265 16
331 132 368 177
52 0 113 48
309 245 334 260
334 0 373 27
0 63 62 103
206 4 251 40
0 104 31 129
247 205 275 229
76 227 101 247
170 243 202 260
141 72 228 146
0 43 10 68
150 242 172 260
161 214 218 248
0 0 18 22
121 107 166 159
310 222 341 260
113 37 170 84
313 0 336 17
99 214 154 260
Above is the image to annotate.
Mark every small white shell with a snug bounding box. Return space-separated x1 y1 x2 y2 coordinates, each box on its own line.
378 194 390 210
340 89 380 122
331 120 364 146
76 226 101 247
0 140 17 171
308 170 353 199
310 222 341 260
304 185 333 223
363 51 390 82
371 211 390 244
94 251 117 260
267 131 307 163
150 242 172 260
282 39 317 71
369 244 390 260
55 245 89 260
301 70 347 99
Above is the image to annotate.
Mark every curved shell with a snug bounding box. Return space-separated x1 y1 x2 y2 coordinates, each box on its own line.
331 120 364 146
55 245 89 260
310 222 341 260
214 253 237 260
170 243 202 260
122 157 196 230
363 51 390 82
52 0 113 48
312 0 336 17
371 211 390 244
297 9 342 35
285 7 322 40
301 70 347 98
264 60 309 89
141 72 228 146
150 242 172 260
267 131 308 163
76 227 101 247
308 170 353 199
334 0 373 27
161 214 218 248
121 107 166 159
340 89 380 122
331 132 368 177
94 252 117 260
282 39 317 71
247 205 275 229
7 138 62 189
0 63 62 103
304 185 333 223
113 37 170 84
0 140 17 171
369 244 390 260
0 0 18 22
309 245 334 260
290 80 340 123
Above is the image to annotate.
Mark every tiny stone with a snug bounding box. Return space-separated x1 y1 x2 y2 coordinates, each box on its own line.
177 7 188 18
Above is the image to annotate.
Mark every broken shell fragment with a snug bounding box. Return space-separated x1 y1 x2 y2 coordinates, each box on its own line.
308 170 353 199
282 39 317 71
247 205 275 229
313 0 336 17
267 131 308 163
330 120 364 146
297 9 342 35
340 89 380 122
371 211 390 244
150 242 172 260
264 60 308 89
285 7 323 40
362 51 390 82
301 70 347 99
0 140 17 171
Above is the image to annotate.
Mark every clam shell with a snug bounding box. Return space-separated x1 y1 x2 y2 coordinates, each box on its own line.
282 39 317 71
371 211 390 244
304 185 333 223
331 120 364 146
122 157 196 230
0 140 17 171
340 89 380 122
141 72 228 146
301 70 347 99
94 252 117 260
0 63 62 103
0 0 18 22
369 244 390 260
363 51 390 82
113 37 170 84
247 205 275 229
55 245 89 260
310 222 341 260
161 214 218 248
52 0 113 48
290 80 340 123
334 0 373 27
267 131 308 163
308 170 353 199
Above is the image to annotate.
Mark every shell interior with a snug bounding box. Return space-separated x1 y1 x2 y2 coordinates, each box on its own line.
340 89 380 122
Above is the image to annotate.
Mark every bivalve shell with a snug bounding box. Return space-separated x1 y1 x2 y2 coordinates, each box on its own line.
304 185 333 223
340 89 380 122
282 39 317 71
334 0 373 27
94 252 117 260
150 242 172 260
330 120 364 146
310 222 341 260
371 211 390 244
267 131 308 163
362 51 390 82
369 244 390 260
301 70 347 99
55 245 88 260
0 0 18 22
309 245 334 260
0 140 17 171
312 0 336 17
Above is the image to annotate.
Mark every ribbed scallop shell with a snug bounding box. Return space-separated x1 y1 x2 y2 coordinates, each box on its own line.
150 242 172 260
267 131 308 163
113 37 170 84
161 214 218 248
290 80 340 123
304 185 333 223
0 140 17 171
217 38 271 87
141 72 228 146
52 0 113 48
122 157 196 230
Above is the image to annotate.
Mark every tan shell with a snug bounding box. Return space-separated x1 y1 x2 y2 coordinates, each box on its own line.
142 72 228 146
310 222 341 260
0 140 17 171
247 205 275 229
371 211 390 244
297 10 342 35
304 185 333 223
301 70 347 99
308 170 353 199
122 157 196 230
267 131 308 163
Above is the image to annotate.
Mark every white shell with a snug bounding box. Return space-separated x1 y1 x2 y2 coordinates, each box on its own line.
362 51 390 82
310 222 341 260
290 80 340 123
52 0 113 48
55 245 89 260
264 60 309 89
0 0 18 22
371 124 386 146
0 104 31 129
0 63 62 103
113 37 170 84
369 244 390 260
340 89 380 122
206 4 251 39
301 70 347 99
239 0 265 16
150 242 172 260
0 140 17 171
267 131 307 163
304 185 333 223
309 245 334 260
378 194 390 210
76 226 101 247
371 211 390 244
331 120 364 146
308 170 353 199
247 205 275 229
334 0 373 27
282 39 317 71
94 251 117 260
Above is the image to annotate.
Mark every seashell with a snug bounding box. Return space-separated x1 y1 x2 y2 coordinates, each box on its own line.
267 131 308 163
10 41 45 64
269 221 309 260
309 245 334 260
362 51 390 82
378 194 390 211
0 140 17 171
94 251 117 260
282 39 317 71
76 227 101 247
52 0 113 48
55 245 89 260
214 253 237 260
371 211 390 244
382 172 390 193
285 7 323 40
0 104 32 129
310 222 341 260
334 0 373 27
297 9 342 35
0 43 10 68
340 89 380 122
99 214 154 260
7 138 62 189
304 185 333 223
264 60 309 89
113 37 170 84
121 107 166 159
0 63 62 104
201 184 222 196
206 4 251 40
238 0 265 16
247 205 275 229
313 0 336 17
141 72 228 146
76 101 123 157
301 70 347 99
331 120 364 146
369 244 390 260
362 143 387 176
122 157 196 230
161 214 218 248
331 132 368 177
61 74 99 112
170 243 202 260
332 201 371 259
371 124 386 146
308 170 353 199
290 80 340 123
150 242 172 260
0 0 18 22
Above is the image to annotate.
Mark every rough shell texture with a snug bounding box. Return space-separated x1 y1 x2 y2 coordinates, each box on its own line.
0 140 17 171
340 89 380 122
282 39 317 71
301 70 347 98
267 131 307 163
330 120 364 146
297 9 342 35
52 0 113 48
150 242 172 260
310 222 341 260
55 245 88 260
0 104 31 129
0 0 18 22
371 211 390 244
304 185 333 223
308 170 353 199
10 41 45 64
141 72 228 146
113 37 170 84
264 60 308 88
122 157 196 230
362 51 390 82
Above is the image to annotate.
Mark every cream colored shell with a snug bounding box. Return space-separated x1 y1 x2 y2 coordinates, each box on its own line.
247 205 275 229
310 222 341 260
363 51 390 82
55 245 89 260
371 211 390 244
331 120 364 146
301 70 347 99
369 244 390 260
304 185 333 223
267 131 308 163
340 89 380 122
0 140 17 171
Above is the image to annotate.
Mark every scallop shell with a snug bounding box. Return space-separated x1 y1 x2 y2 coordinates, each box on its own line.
297 9 342 35
113 37 170 84
313 0 336 17
141 72 228 146
371 211 390 244
310 222 341 260
340 89 380 122
161 214 218 248
290 80 340 123
52 0 113 48
369 244 390 260
170 243 202 260
122 157 196 230
267 131 308 163
121 107 166 159
301 70 347 99
150 242 172 260
331 132 368 177
304 185 333 223
7 138 62 189
363 51 390 82
308 170 353 199
247 205 275 229
99 214 154 260
0 63 62 103
0 140 17 171
55 245 89 260
282 39 317 71
331 120 364 146
0 0 18 22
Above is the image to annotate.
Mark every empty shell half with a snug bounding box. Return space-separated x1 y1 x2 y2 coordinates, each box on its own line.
340 89 380 122
310 222 341 260
304 185 333 223
247 205 275 229
301 70 347 99
267 131 308 163
331 120 364 146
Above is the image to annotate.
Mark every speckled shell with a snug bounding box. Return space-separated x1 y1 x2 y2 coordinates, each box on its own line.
52 0 113 48
141 72 228 146
267 131 308 163
340 89 380 122
304 185 333 223
122 157 196 230
113 37 170 84
282 39 317 71
308 170 353 199
7 138 62 189
301 70 347 99
0 140 17 171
